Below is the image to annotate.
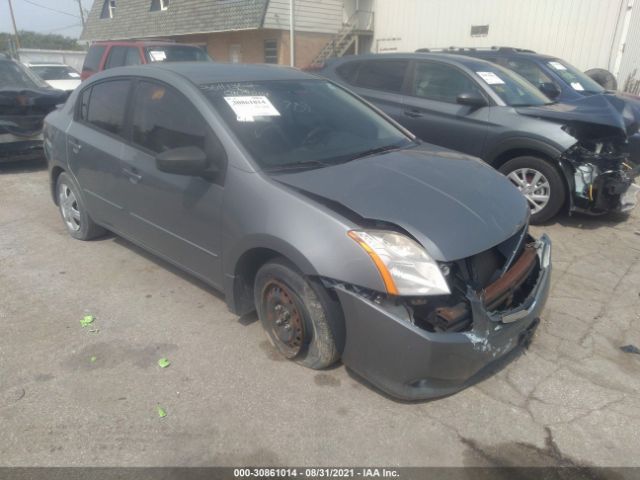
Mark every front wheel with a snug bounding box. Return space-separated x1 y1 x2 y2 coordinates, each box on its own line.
499 156 566 224
254 258 344 369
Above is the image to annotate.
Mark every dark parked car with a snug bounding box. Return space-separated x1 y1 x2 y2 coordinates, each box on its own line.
317 53 640 223
81 41 211 80
1 55 68 163
44 63 551 400
424 47 640 170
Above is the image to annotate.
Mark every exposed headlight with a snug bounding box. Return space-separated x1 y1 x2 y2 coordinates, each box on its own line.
348 230 451 296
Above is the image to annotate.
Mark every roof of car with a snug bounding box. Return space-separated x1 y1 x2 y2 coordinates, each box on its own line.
423 48 557 62
92 40 199 47
102 62 314 85
331 52 499 71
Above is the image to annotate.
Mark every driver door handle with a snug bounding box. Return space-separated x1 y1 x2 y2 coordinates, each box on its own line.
122 167 142 184
404 109 424 118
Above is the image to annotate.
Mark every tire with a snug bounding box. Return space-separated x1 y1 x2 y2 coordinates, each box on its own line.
584 68 618 91
499 156 566 224
56 172 106 240
254 257 344 369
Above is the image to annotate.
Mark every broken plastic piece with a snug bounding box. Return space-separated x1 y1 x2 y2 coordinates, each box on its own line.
80 315 94 327
621 345 640 355
158 358 171 369
157 406 167 418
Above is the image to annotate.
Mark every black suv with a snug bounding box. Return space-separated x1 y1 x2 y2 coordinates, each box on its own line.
317 53 639 223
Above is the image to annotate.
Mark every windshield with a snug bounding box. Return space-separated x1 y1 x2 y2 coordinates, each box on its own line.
144 46 210 63
473 63 552 106
31 65 80 81
0 60 49 89
202 79 413 170
546 59 604 94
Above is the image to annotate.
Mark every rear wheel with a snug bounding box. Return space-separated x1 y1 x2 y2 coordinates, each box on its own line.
499 156 566 224
254 257 344 369
56 172 106 240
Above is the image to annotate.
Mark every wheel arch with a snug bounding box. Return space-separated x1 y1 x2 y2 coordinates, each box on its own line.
225 238 320 316
50 165 65 205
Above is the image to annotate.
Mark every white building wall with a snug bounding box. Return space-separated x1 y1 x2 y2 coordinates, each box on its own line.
372 0 627 71
264 0 344 34
618 1 640 93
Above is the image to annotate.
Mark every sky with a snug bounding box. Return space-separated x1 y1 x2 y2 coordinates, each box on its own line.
0 0 94 39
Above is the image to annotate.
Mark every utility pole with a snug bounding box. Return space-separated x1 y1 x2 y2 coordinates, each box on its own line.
7 0 21 54
289 0 295 67
76 0 86 27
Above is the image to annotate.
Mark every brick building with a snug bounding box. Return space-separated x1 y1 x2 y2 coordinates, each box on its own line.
81 0 374 68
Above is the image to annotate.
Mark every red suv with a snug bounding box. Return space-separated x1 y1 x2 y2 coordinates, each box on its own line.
81 41 211 80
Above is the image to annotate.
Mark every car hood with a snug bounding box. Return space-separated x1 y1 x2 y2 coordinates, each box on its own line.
517 94 640 140
273 145 529 261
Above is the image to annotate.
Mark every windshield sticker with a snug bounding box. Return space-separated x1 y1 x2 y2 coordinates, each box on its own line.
149 50 167 62
476 71 505 85
224 96 281 122
570 81 585 91
548 61 567 71
68 72 80 78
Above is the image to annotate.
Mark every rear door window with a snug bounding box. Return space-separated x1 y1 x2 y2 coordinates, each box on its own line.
83 80 131 136
336 61 362 84
83 45 106 72
353 60 409 93
105 46 128 69
411 62 483 103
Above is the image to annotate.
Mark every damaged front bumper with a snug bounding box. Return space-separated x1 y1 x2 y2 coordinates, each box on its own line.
335 235 551 401
563 144 640 215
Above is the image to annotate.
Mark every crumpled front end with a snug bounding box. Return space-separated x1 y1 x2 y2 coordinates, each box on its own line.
561 140 639 214
0 88 66 161
333 231 551 401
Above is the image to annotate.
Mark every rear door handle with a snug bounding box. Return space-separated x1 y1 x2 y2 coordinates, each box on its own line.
122 167 142 184
404 109 424 118
68 137 82 154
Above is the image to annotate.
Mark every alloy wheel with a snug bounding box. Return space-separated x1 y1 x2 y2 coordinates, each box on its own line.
58 183 81 232
507 168 551 215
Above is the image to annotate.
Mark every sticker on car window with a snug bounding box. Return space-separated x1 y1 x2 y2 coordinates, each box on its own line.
224 96 281 122
149 50 167 62
548 61 567 71
570 82 585 91
476 71 505 85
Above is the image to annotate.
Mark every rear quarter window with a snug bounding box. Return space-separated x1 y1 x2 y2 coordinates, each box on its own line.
335 61 361 84
83 45 106 72
353 60 409 93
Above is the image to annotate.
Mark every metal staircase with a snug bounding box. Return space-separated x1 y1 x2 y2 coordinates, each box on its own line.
309 14 361 68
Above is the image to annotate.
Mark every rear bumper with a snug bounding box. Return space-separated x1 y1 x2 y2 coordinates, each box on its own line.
337 235 551 401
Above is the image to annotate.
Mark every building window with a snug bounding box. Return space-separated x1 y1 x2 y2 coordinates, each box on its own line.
264 40 278 64
150 0 169 11
100 0 116 19
470 25 489 37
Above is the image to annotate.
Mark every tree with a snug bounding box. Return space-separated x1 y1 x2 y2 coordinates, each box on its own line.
0 30 85 53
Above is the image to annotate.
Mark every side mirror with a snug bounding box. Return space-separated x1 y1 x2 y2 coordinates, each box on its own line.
539 82 560 99
457 92 488 108
155 146 215 177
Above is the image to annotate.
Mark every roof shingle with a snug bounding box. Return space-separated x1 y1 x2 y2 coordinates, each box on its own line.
81 0 270 41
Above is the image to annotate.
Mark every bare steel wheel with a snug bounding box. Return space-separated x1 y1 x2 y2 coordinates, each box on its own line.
262 279 306 358
254 257 345 369
507 168 551 215
56 172 106 240
499 156 566 224
58 182 81 232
